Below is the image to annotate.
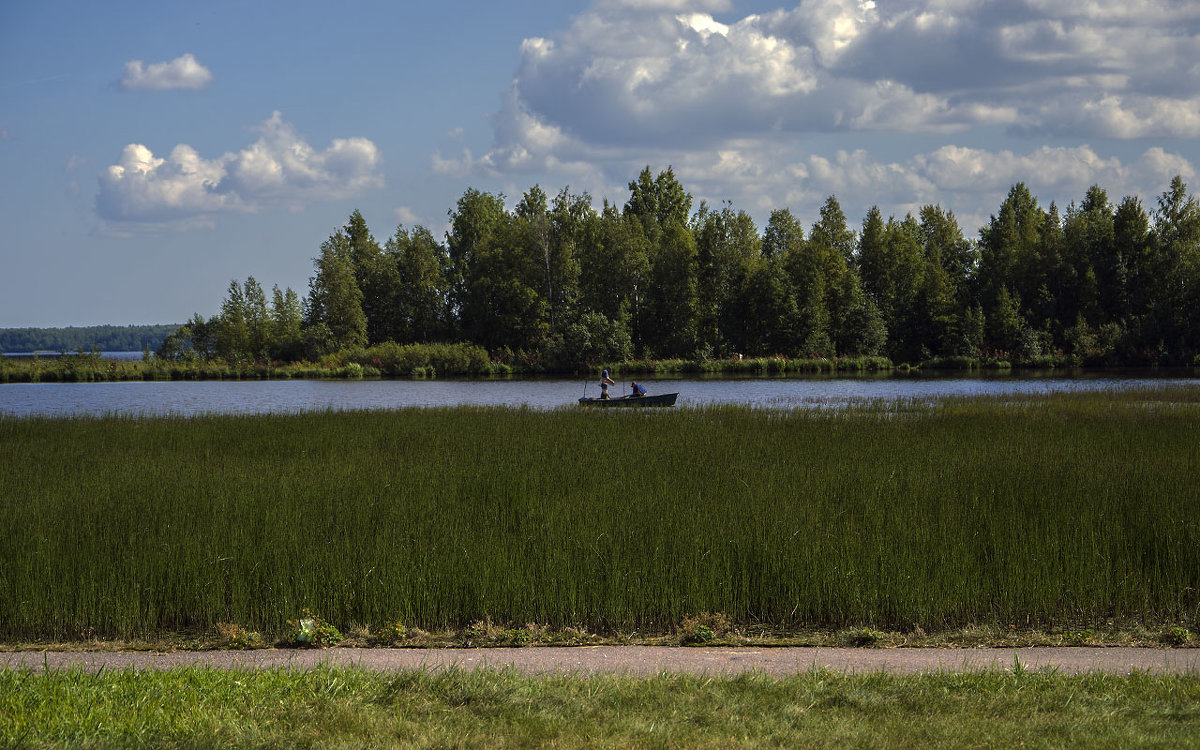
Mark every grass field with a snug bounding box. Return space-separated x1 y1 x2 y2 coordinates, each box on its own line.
1 666 1197 748
1 387 1197 641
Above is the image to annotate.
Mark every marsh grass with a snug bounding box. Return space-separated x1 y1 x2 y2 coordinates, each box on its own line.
1 387 1198 640
1 666 1197 749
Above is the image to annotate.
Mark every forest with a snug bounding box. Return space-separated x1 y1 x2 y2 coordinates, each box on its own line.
158 168 1200 370
0 325 179 354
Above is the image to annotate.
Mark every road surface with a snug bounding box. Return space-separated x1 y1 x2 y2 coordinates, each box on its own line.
2 646 1196 675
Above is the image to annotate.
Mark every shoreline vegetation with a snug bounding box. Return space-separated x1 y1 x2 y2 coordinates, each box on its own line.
2 388 1196 647
3 342 1199 383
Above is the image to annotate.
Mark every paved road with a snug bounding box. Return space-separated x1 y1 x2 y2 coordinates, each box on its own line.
3 647 1197 676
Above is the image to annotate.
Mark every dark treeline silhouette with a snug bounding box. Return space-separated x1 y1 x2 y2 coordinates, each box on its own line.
0 325 180 354
160 168 1200 368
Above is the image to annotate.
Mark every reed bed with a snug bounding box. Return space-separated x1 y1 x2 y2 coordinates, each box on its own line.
1 387 1197 640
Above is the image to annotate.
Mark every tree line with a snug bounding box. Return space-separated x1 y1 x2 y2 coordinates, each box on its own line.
0 325 180 354
159 168 1200 368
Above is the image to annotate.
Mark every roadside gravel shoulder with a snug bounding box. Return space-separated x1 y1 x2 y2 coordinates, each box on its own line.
2 646 1197 675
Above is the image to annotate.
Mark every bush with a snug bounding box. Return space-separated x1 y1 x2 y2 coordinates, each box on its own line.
839 627 883 647
549 313 633 370
372 620 408 646
216 622 265 650
679 612 733 644
1160 626 1191 646
285 610 343 648
343 342 491 377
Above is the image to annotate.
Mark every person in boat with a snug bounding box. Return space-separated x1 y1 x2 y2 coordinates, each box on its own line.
599 368 616 399
630 381 647 397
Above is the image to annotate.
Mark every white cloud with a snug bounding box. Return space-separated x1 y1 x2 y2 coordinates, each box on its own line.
485 0 1200 153
598 0 732 11
0 127 10 141
443 0 1199 235
691 143 1197 234
97 111 382 226
119 53 213 91
394 206 422 225
431 148 479 179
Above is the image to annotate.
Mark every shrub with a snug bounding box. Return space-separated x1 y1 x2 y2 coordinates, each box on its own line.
840 627 883 647
216 622 265 650
372 620 408 646
679 612 732 644
285 610 343 648
344 342 491 377
1160 626 1191 646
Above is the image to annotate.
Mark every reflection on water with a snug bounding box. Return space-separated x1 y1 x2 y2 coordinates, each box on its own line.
2 373 1198 418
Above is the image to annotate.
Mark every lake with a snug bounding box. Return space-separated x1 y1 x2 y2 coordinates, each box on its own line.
2 372 1198 418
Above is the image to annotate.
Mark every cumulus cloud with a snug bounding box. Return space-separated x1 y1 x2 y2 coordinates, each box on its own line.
480 0 1200 161
445 0 1198 232
97 111 382 226
119 53 213 91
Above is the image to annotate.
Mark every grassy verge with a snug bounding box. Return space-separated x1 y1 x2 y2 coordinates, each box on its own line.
2 387 1198 642
1 666 1197 749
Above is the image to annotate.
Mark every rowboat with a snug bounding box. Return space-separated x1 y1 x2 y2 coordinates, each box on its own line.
578 392 679 407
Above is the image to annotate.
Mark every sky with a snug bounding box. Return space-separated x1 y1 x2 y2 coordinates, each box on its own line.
1 0 1198 328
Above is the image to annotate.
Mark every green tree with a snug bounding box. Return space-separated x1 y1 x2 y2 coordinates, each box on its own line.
156 313 214 361
621 169 697 357
726 255 800 356
837 274 888 357
447 188 507 345
643 220 699 358
270 285 303 360
387 225 451 344
448 188 549 353
695 202 760 356
341 210 400 346
624 166 693 240
242 276 270 361
872 215 926 361
1114 196 1154 348
578 203 650 353
545 186 590 334
762 208 804 262
215 279 249 363
305 230 367 354
1151 176 1200 353
808 196 861 354
918 205 975 356
782 229 832 357
1058 187 1109 330
978 184 1044 349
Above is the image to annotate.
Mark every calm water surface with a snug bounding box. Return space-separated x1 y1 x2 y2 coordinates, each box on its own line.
2 373 1198 417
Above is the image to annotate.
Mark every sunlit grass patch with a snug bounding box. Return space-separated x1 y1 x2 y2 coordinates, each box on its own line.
1 666 1197 749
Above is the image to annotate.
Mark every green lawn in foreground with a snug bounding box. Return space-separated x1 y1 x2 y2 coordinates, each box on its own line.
1 666 1197 749
1 387 1198 640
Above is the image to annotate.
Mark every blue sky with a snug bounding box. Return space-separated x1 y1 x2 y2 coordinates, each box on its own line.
2 0 1197 327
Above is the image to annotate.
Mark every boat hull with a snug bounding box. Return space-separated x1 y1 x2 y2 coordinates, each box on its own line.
578 392 678 407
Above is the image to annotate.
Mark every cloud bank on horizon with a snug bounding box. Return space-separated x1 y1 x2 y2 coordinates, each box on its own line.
444 0 1199 226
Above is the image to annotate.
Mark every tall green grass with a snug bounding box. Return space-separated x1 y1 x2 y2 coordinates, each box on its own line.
1 388 1197 639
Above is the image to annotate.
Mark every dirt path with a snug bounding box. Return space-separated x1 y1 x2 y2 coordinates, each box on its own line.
3 647 1197 676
